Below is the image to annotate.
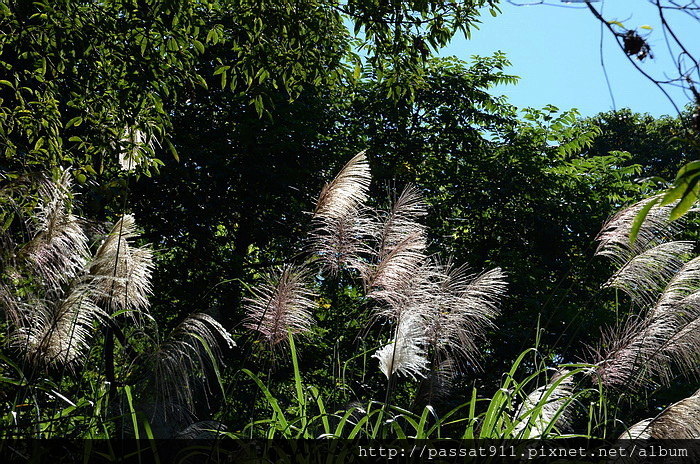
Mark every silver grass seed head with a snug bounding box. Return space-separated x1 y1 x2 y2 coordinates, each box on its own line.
310 206 375 277
593 315 670 390
619 418 653 440
431 266 506 369
313 151 371 220
152 313 235 418
652 256 700 319
605 241 694 308
89 214 154 316
592 193 700 391
311 151 372 276
363 185 429 311
24 169 90 290
619 390 700 440
243 265 316 349
665 316 700 376
378 184 428 249
364 232 428 310
594 244 700 389
596 195 681 266
12 284 105 370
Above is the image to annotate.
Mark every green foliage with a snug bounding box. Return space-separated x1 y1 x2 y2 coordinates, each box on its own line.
581 109 700 243
576 108 694 181
0 0 500 184
230 348 598 440
0 0 210 174
4 0 700 454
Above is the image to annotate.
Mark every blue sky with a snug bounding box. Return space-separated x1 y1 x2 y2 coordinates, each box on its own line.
439 0 699 118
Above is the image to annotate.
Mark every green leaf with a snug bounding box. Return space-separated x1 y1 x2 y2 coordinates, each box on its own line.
213 65 229 76
660 182 688 206
206 27 219 44
629 197 660 244
167 37 178 51
196 73 208 90
670 178 700 221
241 368 290 437
65 116 83 128
674 160 700 181
193 39 204 54
253 95 264 117
1 213 14 232
123 385 139 440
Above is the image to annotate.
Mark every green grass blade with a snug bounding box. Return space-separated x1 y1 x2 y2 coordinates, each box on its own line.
241 368 290 437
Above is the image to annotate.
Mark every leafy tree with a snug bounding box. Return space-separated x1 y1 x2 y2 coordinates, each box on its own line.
577 108 697 181
505 0 700 225
0 0 211 173
126 55 517 320
1 0 507 341
0 0 499 178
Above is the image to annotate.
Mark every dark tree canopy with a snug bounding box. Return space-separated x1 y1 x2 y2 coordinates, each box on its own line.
3 0 700 448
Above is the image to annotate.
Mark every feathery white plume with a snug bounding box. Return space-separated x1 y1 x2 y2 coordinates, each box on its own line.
12 284 105 369
619 389 700 439
594 248 700 389
89 214 154 316
23 169 90 290
652 256 700 318
311 151 373 275
605 241 694 308
596 195 680 266
373 311 429 380
152 313 235 416
594 197 700 389
311 209 375 276
363 185 428 308
664 311 700 376
426 264 506 369
314 151 371 220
